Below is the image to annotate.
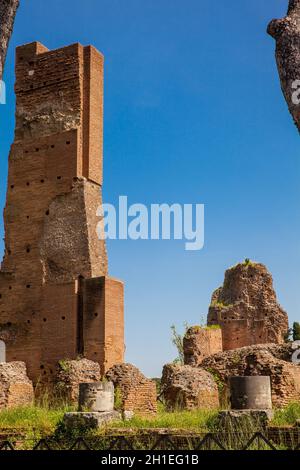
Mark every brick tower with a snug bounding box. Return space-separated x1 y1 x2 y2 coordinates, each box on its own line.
0 42 124 382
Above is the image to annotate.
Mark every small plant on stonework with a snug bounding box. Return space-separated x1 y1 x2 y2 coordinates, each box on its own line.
58 359 70 372
244 258 251 266
210 299 233 309
170 322 189 365
205 324 221 330
114 386 123 411
231 352 242 365
205 367 225 396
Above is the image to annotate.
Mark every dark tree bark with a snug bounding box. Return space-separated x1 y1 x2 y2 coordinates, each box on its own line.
0 0 19 80
268 0 300 133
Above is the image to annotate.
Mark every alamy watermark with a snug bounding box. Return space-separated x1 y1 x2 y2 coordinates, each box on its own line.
96 196 204 251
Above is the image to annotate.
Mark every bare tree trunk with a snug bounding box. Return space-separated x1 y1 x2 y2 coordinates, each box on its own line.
0 0 19 81
268 0 300 133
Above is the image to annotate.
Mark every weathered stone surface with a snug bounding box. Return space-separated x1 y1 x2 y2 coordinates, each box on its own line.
216 410 274 438
79 381 114 412
207 261 288 350
268 0 300 133
229 376 272 410
63 411 121 430
183 326 222 366
55 359 101 403
0 0 19 80
161 363 219 411
0 42 125 383
0 361 34 409
105 363 157 416
201 343 300 408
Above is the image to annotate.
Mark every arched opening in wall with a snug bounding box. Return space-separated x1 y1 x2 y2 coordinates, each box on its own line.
0 340 6 362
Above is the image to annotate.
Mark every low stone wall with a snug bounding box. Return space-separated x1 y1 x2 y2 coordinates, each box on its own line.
161 363 219 410
0 362 34 409
106 363 157 416
183 326 223 366
201 343 300 408
55 359 101 403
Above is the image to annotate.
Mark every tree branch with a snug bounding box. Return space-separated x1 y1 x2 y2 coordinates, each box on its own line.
267 0 300 133
0 0 19 80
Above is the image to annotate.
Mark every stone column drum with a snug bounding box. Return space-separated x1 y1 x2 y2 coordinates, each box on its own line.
229 376 272 410
79 381 114 412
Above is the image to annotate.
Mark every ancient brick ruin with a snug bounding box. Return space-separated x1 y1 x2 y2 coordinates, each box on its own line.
162 261 299 411
0 42 124 383
207 261 288 350
183 326 222 367
106 363 158 417
201 343 300 408
55 358 102 403
161 363 219 411
0 362 34 409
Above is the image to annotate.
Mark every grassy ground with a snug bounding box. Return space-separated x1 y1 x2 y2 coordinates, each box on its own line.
0 402 299 438
109 405 218 432
270 402 300 426
0 404 74 436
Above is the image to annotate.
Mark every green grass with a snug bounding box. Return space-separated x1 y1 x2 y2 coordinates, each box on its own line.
0 404 74 435
271 402 300 426
0 401 299 439
108 405 219 432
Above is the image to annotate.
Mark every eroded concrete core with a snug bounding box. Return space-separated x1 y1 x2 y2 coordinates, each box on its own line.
207 262 288 350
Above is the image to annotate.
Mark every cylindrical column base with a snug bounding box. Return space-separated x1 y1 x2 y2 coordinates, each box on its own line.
79 381 114 412
229 376 272 410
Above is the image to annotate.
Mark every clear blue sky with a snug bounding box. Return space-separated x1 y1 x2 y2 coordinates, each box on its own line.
0 0 299 377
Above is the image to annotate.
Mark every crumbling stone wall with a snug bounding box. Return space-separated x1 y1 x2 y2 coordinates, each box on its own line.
201 343 300 408
55 358 101 403
183 326 222 366
106 364 157 417
207 261 288 350
0 42 125 383
161 363 219 410
0 362 34 409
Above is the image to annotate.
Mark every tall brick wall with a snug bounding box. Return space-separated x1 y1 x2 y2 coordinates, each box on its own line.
0 42 124 383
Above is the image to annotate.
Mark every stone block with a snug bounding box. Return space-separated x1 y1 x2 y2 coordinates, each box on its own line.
217 409 274 431
63 411 121 430
161 363 219 411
